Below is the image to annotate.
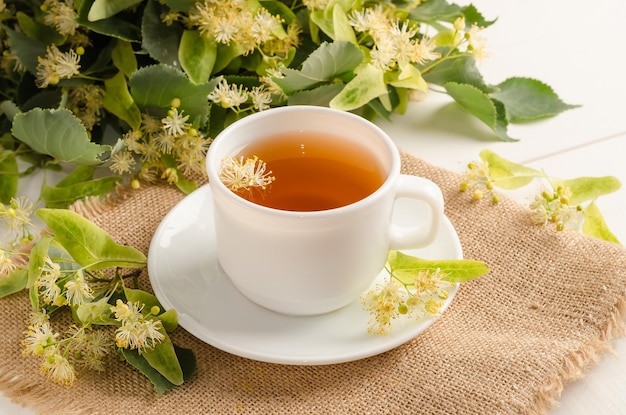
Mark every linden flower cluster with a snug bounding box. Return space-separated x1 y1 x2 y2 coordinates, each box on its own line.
0 196 35 276
110 299 165 353
35 44 81 89
361 268 453 335
529 185 582 231
219 155 275 191
23 313 112 385
109 103 210 185
348 6 441 71
460 160 501 203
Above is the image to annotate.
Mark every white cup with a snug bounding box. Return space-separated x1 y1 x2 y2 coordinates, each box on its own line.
206 106 444 316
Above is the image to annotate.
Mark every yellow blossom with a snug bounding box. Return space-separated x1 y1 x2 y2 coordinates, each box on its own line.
219 156 275 191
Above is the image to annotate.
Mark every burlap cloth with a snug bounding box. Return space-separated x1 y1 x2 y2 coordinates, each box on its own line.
1 153 625 415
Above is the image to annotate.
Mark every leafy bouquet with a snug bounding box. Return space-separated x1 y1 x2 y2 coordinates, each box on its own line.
0 0 577 393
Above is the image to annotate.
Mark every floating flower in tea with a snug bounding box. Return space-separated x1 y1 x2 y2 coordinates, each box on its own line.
219 156 275 191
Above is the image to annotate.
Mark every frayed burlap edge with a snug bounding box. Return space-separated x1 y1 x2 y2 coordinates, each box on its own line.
529 296 626 414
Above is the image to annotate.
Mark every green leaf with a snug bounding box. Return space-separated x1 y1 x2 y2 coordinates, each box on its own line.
388 63 428 92
76 0 141 42
444 82 515 141
35 208 147 270
408 0 463 23
121 344 196 395
27 234 53 310
141 0 183 67
331 4 356 43
88 0 143 21
179 30 217 84
157 309 178 332
387 250 489 284
129 64 216 128
288 83 344 106
554 176 621 205
330 64 387 111
12 108 111 165
55 165 95 187
40 176 122 208
141 329 184 385
15 12 65 44
490 77 579 122
0 149 18 204
274 41 363 94
479 149 542 189
103 71 142 130
124 287 162 312
111 40 138 77
76 297 117 325
4 26 47 74
423 54 488 91
160 153 197 194
0 268 28 298
582 202 620 244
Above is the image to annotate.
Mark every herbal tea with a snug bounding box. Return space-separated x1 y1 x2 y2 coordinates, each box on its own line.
233 132 386 211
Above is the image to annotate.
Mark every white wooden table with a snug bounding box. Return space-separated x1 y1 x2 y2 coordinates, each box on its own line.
2 1 624 413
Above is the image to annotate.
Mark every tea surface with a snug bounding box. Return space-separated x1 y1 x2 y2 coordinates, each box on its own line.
234 132 386 211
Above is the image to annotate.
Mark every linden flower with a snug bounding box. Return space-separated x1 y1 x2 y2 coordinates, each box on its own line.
529 185 582 231
23 321 59 356
161 107 191 137
460 160 500 204
42 0 80 36
361 279 406 335
110 299 165 353
362 268 454 335
35 45 81 88
40 350 76 386
0 249 17 276
208 79 249 109
219 156 275 191
64 270 94 306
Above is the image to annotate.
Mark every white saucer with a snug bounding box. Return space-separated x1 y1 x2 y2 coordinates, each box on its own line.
148 184 463 365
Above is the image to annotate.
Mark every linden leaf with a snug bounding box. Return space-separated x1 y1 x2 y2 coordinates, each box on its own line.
582 202 620 244
141 329 184 385
490 77 580 122
0 268 28 298
179 30 217 84
35 208 147 270
330 64 388 111
40 177 122 208
141 0 182 67
423 54 488 91
553 176 622 205
288 83 345 106
121 344 196 396
479 149 543 189
111 40 138 78
0 149 18 204
76 0 141 41
88 0 142 21
129 64 217 128
11 108 111 165
273 41 363 94
444 82 515 141
76 297 117 326
332 3 357 43
386 250 489 285
103 71 142 130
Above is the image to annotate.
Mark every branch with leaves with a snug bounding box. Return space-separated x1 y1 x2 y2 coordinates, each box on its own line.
0 206 196 393
460 150 622 243
0 0 576 205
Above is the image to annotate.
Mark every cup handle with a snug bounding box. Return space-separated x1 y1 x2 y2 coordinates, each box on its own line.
388 175 445 250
